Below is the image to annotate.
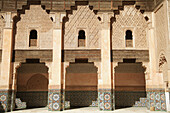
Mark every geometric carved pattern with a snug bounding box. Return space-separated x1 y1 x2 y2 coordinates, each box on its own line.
112 6 147 49
64 6 101 48
98 89 113 111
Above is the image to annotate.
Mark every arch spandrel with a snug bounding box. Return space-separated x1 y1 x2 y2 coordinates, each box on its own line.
112 5 148 49
64 6 101 49
15 5 53 49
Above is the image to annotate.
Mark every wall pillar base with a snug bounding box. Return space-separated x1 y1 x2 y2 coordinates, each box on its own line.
0 90 12 112
147 89 166 111
48 89 64 111
98 89 113 111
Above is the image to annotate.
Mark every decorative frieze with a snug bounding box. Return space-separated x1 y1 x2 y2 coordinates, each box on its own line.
0 0 156 12
112 50 149 62
14 50 53 62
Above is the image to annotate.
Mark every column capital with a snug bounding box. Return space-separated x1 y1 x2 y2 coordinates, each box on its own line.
142 62 151 80
94 62 101 80
113 62 118 68
51 12 66 29
142 62 150 74
2 12 16 29
101 13 112 29
45 62 52 80
64 62 69 68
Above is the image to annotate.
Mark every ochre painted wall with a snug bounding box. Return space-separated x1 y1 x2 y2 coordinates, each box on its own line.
115 73 145 91
66 73 97 91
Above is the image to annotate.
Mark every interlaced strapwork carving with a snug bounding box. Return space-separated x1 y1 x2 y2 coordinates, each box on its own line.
112 6 148 49
64 6 101 48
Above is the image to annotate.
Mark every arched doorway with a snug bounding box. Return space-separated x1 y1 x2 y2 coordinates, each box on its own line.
15 62 49 110
115 61 146 109
65 61 98 109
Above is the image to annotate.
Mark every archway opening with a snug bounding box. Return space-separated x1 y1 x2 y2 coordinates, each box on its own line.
15 61 49 110
115 61 146 109
65 61 98 109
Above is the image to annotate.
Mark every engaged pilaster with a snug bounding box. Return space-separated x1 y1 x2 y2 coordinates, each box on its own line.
48 13 65 111
0 12 14 112
98 13 113 111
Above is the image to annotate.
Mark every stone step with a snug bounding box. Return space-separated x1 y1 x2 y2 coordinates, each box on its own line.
15 98 27 109
90 100 98 107
65 101 70 109
133 98 147 107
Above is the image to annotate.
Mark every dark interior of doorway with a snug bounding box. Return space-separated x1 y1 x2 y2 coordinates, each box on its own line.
65 61 98 109
15 61 49 110
115 61 146 109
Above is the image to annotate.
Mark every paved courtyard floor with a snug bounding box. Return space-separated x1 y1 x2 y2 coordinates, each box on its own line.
8 107 167 113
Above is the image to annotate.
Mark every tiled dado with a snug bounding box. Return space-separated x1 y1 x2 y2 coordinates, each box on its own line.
0 90 12 112
48 89 65 111
147 91 166 111
98 89 113 111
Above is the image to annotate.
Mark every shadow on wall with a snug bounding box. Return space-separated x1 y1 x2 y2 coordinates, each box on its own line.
0 102 5 113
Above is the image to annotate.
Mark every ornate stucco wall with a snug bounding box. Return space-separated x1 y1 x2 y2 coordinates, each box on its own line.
15 5 53 50
112 6 148 49
64 6 101 49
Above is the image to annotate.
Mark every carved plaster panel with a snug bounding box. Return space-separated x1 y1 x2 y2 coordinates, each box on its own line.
64 6 101 49
112 6 148 49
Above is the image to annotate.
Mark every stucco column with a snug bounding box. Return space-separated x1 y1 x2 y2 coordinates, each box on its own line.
0 12 13 112
98 13 113 111
48 13 65 111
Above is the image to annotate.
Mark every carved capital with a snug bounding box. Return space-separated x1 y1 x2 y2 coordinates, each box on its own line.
112 62 118 74
142 62 150 80
3 12 16 29
45 62 52 80
101 13 112 29
52 12 66 29
13 62 21 75
94 62 101 79
64 62 69 75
